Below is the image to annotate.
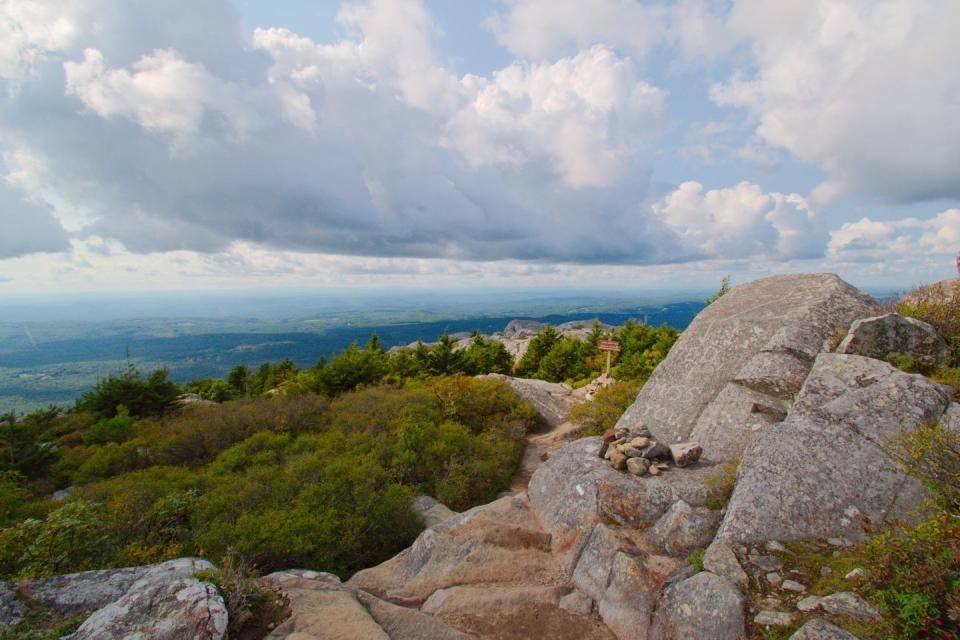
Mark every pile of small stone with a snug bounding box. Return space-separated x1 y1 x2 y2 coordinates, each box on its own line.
597 426 702 476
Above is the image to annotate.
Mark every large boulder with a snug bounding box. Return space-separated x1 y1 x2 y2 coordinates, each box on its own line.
650 571 746 640
66 576 227 640
527 437 728 571
838 313 946 365
616 274 881 461
718 353 951 543
3 558 223 638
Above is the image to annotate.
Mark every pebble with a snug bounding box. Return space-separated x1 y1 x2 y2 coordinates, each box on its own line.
781 580 806 593
765 540 787 553
629 436 649 449
610 450 628 471
641 442 672 461
827 537 852 547
844 568 864 580
626 457 650 476
820 567 834 578
766 572 783 587
750 555 783 572
648 465 661 476
754 611 793 627
796 596 823 612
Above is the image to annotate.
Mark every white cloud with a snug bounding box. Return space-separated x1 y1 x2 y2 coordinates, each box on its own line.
654 181 826 260
712 0 960 203
446 45 666 188
488 0 732 62
828 210 960 262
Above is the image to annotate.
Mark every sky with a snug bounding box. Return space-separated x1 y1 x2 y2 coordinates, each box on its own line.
0 0 958 296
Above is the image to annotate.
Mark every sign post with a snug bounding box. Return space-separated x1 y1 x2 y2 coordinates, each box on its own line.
598 340 622 378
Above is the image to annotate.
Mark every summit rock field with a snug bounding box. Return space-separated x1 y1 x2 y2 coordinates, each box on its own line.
2 273 959 640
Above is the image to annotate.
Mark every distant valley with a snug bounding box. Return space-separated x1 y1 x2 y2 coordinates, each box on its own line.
0 293 706 413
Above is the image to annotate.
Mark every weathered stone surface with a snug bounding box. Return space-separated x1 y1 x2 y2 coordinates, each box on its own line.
0 583 25 628
790 619 862 639
838 313 946 365
702 541 749 591
669 442 703 467
616 274 881 461
412 495 459 529
782 579 806 593
422 584 566 617
66 575 227 640
754 611 794 626
16 559 214 616
348 494 563 605
480 374 577 428
650 572 746 640
355 590 476 640
529 438 727 571
599 552 686 640
719 354 950 543
735 350 811 400
571 524 631 602
559 590 594 616
263 572 388 640
818 592 881 621
797 595 824 612
649 500 721 555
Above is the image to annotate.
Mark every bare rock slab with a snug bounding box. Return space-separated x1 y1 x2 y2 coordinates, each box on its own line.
66 576 227 640
348 494 563 605
702 541 749 591
818 592 881 621
616 274 881 462
412 495 459 529
356 590 475 640
718 354 950 543
649 500 721 555
263 572 388 640
790 619 862 639
650 572 746 640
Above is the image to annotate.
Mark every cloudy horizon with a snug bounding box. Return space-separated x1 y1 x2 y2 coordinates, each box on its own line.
1 0 958 294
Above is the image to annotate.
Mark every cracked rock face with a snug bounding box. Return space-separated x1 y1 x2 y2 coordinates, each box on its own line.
718 354 951 543
615 273 881 462
0 559 227 640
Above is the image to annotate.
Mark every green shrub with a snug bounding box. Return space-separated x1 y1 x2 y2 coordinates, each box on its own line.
0 501 112 579
569 380 643 437
75 364 180 420
82 405 136 445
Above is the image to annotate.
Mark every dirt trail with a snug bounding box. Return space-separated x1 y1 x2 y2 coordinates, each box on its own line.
509 419 583 493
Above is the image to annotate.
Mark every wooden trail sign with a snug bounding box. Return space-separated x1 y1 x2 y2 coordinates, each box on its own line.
598 340 621 377
598 340 622 353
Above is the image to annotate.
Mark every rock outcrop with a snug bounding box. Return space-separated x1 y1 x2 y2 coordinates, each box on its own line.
1 559 226 639
838 312 946 365
718 353 950 543
616 274 881 461
14 273 950 640
480 374 579 428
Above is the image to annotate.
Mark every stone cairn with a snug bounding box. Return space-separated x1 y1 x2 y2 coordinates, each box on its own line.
597 426 702 476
